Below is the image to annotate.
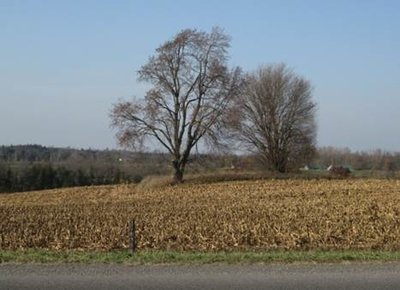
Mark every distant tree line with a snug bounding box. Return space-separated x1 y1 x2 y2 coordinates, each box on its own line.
0 145 147 193
0 145 399 193
0 162 132 193
0 145 235 193
314 147 400 172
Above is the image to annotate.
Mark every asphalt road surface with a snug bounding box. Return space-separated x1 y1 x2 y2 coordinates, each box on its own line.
1 262 400 290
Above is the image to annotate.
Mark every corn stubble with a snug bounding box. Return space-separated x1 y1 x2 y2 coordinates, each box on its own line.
1 179 400 251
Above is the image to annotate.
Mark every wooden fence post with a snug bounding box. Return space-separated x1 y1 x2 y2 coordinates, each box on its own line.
129 219 136 253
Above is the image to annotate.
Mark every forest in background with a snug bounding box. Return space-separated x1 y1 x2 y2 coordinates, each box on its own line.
0 144 399 193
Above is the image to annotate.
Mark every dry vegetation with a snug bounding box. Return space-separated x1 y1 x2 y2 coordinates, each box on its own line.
1 179 400 251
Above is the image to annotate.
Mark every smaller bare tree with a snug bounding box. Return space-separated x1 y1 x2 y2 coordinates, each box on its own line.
234 64 317 172
111 28 241 183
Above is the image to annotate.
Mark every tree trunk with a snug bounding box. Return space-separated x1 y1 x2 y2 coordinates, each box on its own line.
172 160 184 184
172 168 184 184
273 157 287 173
276 164 286 173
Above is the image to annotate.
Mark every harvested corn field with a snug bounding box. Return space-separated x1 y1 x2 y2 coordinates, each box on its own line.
1 179 400 251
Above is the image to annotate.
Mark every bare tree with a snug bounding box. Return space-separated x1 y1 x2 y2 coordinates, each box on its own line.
110 28 241 183
235 64 317 172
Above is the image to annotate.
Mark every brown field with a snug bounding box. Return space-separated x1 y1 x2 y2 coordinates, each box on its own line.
1 179 400 251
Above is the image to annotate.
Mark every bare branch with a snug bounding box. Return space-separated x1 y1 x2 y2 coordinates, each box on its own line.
233 63 317 172
110 28 242 183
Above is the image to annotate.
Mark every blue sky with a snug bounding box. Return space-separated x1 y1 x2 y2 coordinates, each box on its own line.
1 0 399 151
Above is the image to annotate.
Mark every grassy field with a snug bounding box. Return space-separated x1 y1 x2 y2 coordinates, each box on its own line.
3 249 400 264
1 178 400 252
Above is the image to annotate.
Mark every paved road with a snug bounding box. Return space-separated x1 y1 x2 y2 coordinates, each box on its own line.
1 263 400 290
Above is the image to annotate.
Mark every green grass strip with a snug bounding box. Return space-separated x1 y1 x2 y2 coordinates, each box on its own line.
2 250 400 264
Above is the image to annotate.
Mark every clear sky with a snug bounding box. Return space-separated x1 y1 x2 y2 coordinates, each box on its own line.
1 0 399 151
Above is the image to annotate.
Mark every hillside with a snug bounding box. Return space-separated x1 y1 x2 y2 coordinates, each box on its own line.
1 179 400 251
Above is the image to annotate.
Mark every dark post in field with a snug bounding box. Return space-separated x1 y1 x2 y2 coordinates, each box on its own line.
129 219 137 253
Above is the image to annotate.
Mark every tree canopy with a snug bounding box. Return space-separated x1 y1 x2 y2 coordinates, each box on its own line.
234 64 317 172
111 28 242 183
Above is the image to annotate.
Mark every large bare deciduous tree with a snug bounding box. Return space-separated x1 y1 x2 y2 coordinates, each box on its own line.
111 28 241 183
235 64 317 172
